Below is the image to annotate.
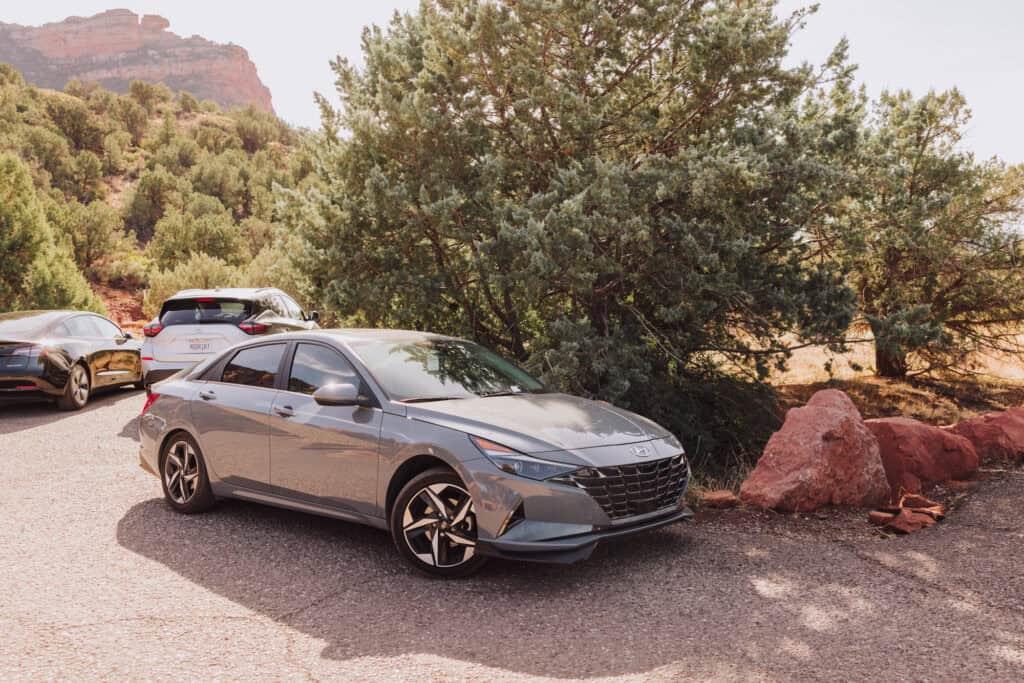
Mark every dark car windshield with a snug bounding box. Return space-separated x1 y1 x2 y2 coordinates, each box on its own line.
160 299 252 326
349 338 546 402
0 311 66 339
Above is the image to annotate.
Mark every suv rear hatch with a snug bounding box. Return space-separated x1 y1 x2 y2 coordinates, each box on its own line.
149 298 252 363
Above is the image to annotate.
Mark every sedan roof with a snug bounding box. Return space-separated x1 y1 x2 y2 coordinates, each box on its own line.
0 310 78 339
305 328 463 344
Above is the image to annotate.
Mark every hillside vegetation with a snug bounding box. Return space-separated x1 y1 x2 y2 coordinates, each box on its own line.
0 63 314 322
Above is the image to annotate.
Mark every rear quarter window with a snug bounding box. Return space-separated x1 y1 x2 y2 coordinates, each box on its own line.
220 344 285 388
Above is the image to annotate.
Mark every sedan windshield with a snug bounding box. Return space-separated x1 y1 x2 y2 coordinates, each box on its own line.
349 338 546 402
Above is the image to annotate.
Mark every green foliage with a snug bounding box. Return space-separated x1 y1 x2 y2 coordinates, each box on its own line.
49 199 127 269
148 200 247 268
0 63 310 321
232 105 294 153
828 90 1024 376
122 166 191 239
178 91 200 115
290 0 859 462
0 153 103 312
128 80 172 116
143 252 241 318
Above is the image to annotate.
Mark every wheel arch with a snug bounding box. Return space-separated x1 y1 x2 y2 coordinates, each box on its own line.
385 454 455 518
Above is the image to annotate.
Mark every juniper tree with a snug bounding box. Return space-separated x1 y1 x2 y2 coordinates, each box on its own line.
838 90 1024 377
290 0 859 455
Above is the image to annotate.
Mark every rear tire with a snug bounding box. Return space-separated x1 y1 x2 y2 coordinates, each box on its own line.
160 433 215 514
57 363 90 411
390 467 488 578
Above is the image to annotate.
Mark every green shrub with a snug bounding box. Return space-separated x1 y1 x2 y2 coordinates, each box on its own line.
122 166 190 239
148 205 247 268
143 252 240 317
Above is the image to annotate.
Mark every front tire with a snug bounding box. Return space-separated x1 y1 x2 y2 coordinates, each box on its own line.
160 433 215 514
57 363 90 410
390 468 488 578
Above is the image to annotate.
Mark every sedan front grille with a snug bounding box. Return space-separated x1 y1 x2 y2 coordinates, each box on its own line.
570 453 688 520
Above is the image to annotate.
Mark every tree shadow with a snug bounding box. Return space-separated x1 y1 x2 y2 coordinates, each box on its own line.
115 493 1024 678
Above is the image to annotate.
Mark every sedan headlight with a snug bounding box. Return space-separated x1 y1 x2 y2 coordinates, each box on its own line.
470 436 578 481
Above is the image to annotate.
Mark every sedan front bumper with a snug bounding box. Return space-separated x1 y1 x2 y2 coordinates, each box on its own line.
476 506 694 564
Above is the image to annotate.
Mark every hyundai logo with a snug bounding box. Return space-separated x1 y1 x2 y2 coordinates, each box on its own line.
631 445 651 458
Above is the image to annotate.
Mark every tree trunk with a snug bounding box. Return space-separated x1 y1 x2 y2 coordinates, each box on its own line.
875 344 909 378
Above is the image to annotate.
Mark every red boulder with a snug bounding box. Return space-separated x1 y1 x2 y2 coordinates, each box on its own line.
865 417 979 499
739 390 890 512
950 408 1024 464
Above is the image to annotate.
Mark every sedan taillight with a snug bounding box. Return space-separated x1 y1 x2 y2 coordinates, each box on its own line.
143 321 164 337
238 321 270 335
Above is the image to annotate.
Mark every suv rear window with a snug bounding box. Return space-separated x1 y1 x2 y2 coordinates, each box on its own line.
160 299 252 326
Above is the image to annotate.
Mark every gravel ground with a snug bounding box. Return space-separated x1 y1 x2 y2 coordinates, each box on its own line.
1 391 1023 681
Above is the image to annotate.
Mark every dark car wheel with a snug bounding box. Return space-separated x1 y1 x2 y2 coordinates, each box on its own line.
57 363 90 411
160 433 215 514
390 467 488 578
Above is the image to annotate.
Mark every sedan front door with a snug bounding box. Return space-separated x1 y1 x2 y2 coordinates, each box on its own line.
268 342 382 517
190 342 288 491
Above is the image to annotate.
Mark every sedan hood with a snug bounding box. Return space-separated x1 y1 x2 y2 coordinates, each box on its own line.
404 393 670 455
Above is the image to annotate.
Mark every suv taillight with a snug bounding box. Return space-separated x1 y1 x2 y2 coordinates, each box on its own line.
141 392 160 414
239 321 269 335
143 321 164 337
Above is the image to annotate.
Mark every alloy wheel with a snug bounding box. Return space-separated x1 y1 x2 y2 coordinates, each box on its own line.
164 440 201 505
70 365 89 406
402 482 477 568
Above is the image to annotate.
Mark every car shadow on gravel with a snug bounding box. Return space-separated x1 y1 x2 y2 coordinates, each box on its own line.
0 386 142 435
115 490 1024 679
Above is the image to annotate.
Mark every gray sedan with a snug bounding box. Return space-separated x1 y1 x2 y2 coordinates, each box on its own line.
138 329 692 577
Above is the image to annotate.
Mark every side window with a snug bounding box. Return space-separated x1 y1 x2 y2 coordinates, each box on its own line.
288 343 358 395
220 344 286 389
280 295 304 321
91 317 123 338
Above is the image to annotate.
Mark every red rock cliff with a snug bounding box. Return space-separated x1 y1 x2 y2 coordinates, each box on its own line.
0 9 273 112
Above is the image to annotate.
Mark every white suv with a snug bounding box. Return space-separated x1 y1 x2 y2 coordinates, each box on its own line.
141 288 318 385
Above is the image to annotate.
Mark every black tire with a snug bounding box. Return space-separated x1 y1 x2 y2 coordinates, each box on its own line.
57 363 90 411
159 432 216 514
390 467 488 578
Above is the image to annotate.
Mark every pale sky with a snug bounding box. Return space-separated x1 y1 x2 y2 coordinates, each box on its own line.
5 2 1022 162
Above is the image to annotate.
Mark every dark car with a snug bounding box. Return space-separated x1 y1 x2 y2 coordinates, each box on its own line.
0 310 143 410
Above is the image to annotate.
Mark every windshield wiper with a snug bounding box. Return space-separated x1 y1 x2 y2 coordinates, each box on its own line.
399 396 467 403
478 390 526 398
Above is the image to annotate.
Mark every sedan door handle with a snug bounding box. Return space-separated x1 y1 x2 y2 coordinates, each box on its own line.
274 405 295 417
198 390 217 401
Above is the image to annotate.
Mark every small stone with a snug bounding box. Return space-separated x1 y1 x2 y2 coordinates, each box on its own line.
701 490 739 509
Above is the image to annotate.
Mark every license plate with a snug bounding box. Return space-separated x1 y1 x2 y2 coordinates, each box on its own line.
189 340 211 352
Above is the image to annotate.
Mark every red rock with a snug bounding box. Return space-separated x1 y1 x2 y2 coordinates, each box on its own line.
866 417 978 500
868 510 895 526
701 490 739 509
739 390 890 512
0 10 273 112
899 493 939 509
884 508 938 534
951 408 1024 465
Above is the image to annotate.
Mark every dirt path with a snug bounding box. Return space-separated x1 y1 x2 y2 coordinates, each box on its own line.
1 394 1022 681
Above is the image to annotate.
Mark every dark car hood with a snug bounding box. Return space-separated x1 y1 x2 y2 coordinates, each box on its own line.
404 393 670 455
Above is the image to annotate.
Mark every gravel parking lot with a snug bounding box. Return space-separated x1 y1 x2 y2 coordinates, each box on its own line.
2 391 1023 681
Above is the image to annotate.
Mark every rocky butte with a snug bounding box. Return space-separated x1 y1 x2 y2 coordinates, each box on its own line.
0 9 273 112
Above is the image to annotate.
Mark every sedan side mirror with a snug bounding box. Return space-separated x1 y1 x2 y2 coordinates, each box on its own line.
313 381 370 407
307 310 320 322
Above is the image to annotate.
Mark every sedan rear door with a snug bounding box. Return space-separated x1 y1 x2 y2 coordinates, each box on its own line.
268 342 382 517
190 342 288 491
